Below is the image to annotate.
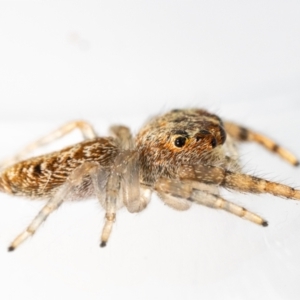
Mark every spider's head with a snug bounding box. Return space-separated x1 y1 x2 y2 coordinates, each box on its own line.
136 109 227 182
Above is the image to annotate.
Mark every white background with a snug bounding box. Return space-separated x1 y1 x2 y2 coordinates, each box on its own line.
0 1 300 299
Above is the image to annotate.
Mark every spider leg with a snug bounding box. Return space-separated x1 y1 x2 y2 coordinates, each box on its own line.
8 161 104 251
155 177 267 225
157 191 192 211
190 189 267 226
109 125 134 150
0 120 97 170
95 124 150 246
155 178 192 210
99 149 153 247
179 164 300 200
224 121 299 166
110 125 151 213
98 150 135 246
120 151 144 212
99 168 118 247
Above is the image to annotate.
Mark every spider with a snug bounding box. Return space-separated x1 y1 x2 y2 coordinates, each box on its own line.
0 108 299 251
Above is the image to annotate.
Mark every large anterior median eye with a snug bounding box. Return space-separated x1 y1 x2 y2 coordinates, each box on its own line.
174 136 187 147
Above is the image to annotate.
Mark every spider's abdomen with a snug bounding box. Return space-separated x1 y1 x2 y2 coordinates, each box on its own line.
0 137 119 199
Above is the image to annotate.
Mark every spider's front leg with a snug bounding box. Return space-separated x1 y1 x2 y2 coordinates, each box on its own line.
155 178 267 226
179 164 300 200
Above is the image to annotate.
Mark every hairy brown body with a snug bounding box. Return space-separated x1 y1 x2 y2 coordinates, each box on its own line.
0 138 119 199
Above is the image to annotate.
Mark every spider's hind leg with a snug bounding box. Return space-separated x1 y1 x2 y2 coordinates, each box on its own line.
8 161 103 251
0 120 97 170
224 121 299 166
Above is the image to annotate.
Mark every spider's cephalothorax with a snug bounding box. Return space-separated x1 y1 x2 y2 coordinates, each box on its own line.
0 109 300 251
136 109 228 183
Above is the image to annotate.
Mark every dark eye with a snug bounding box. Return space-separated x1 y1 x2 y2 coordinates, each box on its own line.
211 137 217 148
174 136 186 147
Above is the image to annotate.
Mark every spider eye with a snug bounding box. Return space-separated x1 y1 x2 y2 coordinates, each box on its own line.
174 136 187 148
211 137 217 148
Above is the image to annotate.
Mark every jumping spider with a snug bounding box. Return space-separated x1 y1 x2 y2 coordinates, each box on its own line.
0 108 299 251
